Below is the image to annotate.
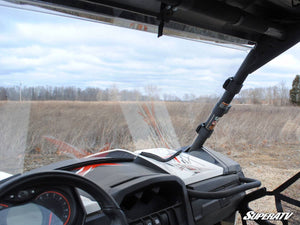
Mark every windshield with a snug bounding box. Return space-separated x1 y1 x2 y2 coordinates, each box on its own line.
0 1 299 191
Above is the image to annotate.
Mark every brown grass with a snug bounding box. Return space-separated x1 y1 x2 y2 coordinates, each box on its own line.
26 101 133 152
0 101 299 169
0 101 299 177
22 102 300 152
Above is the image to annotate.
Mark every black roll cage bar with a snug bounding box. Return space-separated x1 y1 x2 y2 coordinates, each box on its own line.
189 24 300 151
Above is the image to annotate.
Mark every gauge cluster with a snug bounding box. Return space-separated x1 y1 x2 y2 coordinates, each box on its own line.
0 187 78 225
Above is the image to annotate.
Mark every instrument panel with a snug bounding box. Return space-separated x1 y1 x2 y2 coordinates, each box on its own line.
0 187 77 225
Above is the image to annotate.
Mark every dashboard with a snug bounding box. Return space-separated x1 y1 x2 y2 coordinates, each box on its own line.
0 151 248 225
119 180 187 225
0 170 192 225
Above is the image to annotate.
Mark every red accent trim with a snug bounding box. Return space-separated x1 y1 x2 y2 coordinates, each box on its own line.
36 191 71 225
0 203 8 208
163 155 180 163
48 212 53 225
75 163 120 176
174 157 180 163
76 166 93 176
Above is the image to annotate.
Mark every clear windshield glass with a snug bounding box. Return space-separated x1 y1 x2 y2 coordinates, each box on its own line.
0 1 299 178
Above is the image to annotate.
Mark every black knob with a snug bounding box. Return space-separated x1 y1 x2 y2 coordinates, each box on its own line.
17 190 29 200
160 213 169 225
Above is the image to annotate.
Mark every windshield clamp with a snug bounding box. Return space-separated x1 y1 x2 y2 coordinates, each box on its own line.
157 3 176 37
196 123 213 136
223 77 243 95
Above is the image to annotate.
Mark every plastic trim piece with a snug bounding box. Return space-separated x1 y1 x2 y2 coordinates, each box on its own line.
187 177 261 199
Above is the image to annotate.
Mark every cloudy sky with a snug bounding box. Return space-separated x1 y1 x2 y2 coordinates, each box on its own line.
0 1 299 98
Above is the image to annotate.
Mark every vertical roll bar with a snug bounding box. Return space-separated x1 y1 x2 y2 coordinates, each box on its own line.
189 25 300 151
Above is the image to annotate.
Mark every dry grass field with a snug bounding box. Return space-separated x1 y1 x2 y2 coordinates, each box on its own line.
0 101 299 220
0 100 299 172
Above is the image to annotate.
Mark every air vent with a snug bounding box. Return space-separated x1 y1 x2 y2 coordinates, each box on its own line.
120 182 182 221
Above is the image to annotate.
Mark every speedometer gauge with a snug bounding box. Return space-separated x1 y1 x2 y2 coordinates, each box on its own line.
35 191 71 225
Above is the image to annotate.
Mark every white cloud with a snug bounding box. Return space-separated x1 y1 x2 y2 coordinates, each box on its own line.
0 4 299 98
268 54 300 71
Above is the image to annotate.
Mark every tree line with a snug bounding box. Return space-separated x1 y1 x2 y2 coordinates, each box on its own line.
236 82 290 106
236 75 300 106
1 75 299 106
0 86 148 101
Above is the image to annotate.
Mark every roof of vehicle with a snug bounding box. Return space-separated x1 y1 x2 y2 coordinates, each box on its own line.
5 0 300 74
5 0 299 44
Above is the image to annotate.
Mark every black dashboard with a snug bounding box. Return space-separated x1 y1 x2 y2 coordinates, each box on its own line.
0 156 193 225
0 151 250 225
117 178 190 225
0 175 191 225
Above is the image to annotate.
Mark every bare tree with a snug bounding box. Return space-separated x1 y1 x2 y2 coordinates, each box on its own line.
144 84 160 101
108 84 119 101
